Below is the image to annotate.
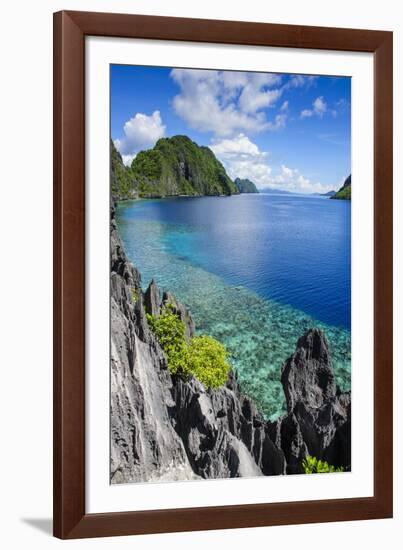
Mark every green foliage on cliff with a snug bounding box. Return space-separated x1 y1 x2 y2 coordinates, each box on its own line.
110 141 137 200
131 135 238 197
302 455 344 474
147 306 230 389
147 307 188 376
187 336 230 389
234 177 259 193
331 175 351 200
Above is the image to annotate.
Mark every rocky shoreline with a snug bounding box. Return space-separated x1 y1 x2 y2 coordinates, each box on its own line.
110 203 351 483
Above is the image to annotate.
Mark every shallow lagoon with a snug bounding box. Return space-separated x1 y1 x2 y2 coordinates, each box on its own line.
116 194 351 420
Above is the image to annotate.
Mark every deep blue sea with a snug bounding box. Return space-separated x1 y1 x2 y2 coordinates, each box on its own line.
116 194 351 419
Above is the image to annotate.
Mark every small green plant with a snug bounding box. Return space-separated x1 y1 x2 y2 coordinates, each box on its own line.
147 307 230 389
302 455 344 474
130 288 139 303
147 306 190 376
187 335 230 389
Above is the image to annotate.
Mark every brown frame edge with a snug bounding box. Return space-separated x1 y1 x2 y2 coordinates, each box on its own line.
53 10 393 539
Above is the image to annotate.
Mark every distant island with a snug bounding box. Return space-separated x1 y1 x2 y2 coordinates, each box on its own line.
112 135 239 200
234 177 259 194
331 175 351 200
313 190 336 197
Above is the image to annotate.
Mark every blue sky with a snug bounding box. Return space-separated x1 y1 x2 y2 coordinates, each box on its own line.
111 65 350 194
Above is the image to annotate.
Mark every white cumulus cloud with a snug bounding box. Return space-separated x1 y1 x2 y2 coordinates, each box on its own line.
313 96 327 116
121 154 136 167
300 96 327 119
170 69 284 137
300 109 313 119
261 164 333 194
238 73 283 114
114 110 166 162
210 134 272 186
210 133 264 158
210 135 332 193
210 133 275 186
235 161 273 185
209 133 335 194
286 75 318 89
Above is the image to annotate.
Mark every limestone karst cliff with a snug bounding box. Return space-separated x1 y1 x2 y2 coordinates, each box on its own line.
110 203 351 483
111 136 238 200
234 177 259 194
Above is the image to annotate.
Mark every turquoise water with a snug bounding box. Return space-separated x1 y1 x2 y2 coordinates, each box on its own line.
116 195 351 420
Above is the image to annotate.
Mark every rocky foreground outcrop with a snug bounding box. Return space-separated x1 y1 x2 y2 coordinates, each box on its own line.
272 329 351 473
111 204 351 483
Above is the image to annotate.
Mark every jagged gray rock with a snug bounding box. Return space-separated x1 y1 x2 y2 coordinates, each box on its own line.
171 373 285 478
275 329 351 473
144 279 161 317
162 290 196 340
281 328 336 411
110 204 197 483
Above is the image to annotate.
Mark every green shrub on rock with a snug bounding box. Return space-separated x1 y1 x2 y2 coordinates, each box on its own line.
147 307 230 389
302 455 344 474
187 335 230 389
146 307 190 376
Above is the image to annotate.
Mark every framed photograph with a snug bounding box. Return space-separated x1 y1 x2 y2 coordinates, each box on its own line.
53 10 393 539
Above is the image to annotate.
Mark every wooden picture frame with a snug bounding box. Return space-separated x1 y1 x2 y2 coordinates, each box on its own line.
53 10 393 539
